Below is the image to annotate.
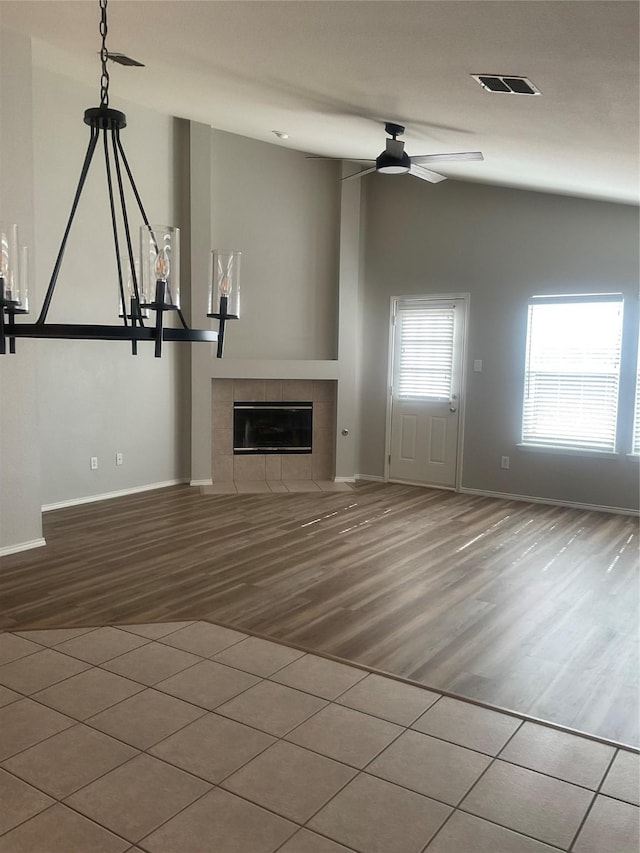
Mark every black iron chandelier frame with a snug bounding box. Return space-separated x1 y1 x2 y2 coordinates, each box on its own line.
0 0 230 358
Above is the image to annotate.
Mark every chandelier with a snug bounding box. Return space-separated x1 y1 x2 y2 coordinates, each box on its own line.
0 0 240 359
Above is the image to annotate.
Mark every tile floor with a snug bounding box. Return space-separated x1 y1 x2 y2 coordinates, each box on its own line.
0 620 638 853
201 480 356 495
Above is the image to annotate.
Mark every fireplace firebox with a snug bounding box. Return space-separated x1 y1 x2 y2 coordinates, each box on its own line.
233 402 313 454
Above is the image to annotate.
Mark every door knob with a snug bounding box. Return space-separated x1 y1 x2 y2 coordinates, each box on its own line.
449 405 457 413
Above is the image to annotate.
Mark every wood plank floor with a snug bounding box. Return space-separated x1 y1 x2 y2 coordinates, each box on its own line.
1 483 638 745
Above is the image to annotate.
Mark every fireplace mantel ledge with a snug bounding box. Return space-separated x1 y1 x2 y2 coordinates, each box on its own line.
210 359 339 381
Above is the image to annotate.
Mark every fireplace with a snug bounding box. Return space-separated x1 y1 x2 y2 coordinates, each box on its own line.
233 402 313 454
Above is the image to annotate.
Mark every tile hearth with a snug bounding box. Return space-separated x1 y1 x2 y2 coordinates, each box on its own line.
0 621 638 853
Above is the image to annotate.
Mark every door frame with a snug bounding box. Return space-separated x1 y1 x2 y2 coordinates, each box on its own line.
384 292 470 491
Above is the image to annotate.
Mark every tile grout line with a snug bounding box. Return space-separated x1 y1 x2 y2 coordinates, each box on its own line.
566 747 620 853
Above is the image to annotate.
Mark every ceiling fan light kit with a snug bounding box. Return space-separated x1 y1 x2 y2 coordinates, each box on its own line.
1 0 239 359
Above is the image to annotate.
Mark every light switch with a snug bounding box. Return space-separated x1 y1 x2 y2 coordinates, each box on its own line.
473 359 483 372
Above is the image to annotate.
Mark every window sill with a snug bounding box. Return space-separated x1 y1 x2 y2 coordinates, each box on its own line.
517 443 618 459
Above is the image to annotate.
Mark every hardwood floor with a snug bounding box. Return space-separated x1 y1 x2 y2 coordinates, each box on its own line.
1 483 638 745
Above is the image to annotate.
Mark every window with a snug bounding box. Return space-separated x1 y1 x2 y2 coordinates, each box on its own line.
633 348 640 455
522 295 624 452
396 304 455 399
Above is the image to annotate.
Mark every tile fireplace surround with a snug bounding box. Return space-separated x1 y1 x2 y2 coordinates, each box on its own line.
211 379 337 484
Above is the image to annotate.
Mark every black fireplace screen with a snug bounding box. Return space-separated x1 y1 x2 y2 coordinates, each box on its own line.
233 402 313 454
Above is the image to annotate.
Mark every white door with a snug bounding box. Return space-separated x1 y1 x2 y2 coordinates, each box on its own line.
388 296 466 488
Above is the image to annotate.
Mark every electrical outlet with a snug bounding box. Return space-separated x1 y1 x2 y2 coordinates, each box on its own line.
116 452 123 466
500 456 510 470
90 456 98 470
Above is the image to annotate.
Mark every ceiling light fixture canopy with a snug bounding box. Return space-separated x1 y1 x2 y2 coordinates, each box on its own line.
0 0 239 358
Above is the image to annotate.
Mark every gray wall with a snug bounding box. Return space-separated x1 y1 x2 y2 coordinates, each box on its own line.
32 66 190 507
210 130 340 361
0 26 43 551
360 176 639 510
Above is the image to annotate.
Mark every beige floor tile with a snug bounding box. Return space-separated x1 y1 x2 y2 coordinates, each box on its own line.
87 687 207 748
54 627 149 664
0 768 54 835
337 673 440 726
115 621 195 639
216 679 326 736
101 642 202 686
158 621 247 657
283 480 321 491
3 723 138 798
155 659 259 710
572 794 640 853
236 481 273 493
286 703 402 768
427 811 561 852
33 666 143 720
0 633 43 665
499 721 615 789
0 684 21 707
65 753 210 843
0 648 90 694
267 479 289 493
314 481 354 492
0 803 130 853
15 627 98 647
212 636 305 676
461 759 594 849
201 481 238 494
150 712 274 783
141 788 296 853
223 741 356 822
0 698 74 761
271 654 367 699
309 773 451 853
412 697 522 755
368 730 491 805
600 749 639 806
278 830 356 852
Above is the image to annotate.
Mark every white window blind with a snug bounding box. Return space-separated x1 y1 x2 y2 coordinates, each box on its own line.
633 350 640 455
397 306 455 399
522 296 623 452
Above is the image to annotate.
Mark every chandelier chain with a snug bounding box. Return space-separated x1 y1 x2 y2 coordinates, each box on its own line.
99 0 109 107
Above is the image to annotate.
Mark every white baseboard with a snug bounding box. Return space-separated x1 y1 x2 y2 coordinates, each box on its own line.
459 487 639 517
190 479 213 487
356 474 385 483
0 537 47 557
334 476 357 483
42 479 188 512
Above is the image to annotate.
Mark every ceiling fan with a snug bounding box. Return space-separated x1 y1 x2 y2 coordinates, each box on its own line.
310 122 484 183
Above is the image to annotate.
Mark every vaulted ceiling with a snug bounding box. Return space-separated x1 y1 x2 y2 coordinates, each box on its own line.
1 1 638 203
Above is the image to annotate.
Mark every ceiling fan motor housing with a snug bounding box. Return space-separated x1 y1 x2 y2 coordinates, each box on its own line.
376 135 411 173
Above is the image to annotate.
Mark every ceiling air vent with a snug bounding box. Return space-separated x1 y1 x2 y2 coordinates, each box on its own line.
471 75 541 95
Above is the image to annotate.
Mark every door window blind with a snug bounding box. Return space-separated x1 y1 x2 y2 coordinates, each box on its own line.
397 306 455 399
633 350 640 455
522 296 623 451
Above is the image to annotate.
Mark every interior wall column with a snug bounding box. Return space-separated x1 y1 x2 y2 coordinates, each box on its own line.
335 163 362 480
189 121 214 485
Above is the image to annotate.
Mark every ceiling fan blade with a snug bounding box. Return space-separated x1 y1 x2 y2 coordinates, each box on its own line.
342 167 377 181
412 151 484 164
409 164 447 183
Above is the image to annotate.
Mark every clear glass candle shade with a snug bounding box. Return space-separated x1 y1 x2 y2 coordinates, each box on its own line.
0 224 23 306
209 250 241 318
119 257 150 319
140 225 180 309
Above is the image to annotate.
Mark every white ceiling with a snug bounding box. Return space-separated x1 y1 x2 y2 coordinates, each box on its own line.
2 0 638 204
